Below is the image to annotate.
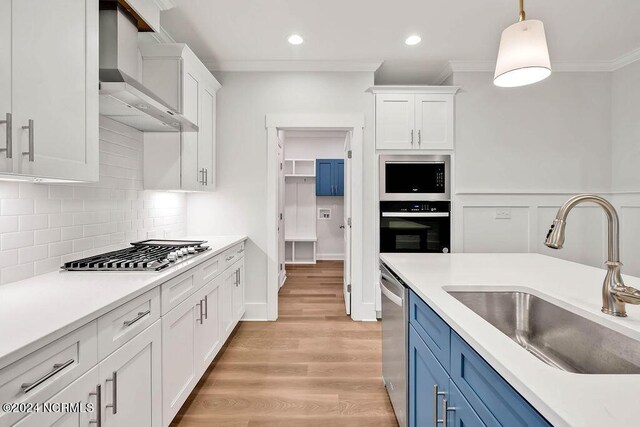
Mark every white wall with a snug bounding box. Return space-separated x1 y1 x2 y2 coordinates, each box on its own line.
284 131 345 259
451 71 614 271
0 117 187 285
186 71 376 320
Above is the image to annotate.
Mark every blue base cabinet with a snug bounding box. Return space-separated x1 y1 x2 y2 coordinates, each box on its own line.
316 159 344 196
408 290 550 427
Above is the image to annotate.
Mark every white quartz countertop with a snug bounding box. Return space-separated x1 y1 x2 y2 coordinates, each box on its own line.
379 253 640 427
0 235 247 368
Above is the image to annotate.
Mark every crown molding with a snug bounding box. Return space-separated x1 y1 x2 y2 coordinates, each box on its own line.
612 47 640 71
204 60 384 73
367 85 460 94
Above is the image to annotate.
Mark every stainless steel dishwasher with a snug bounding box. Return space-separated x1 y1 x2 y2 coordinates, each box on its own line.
380 262 408 427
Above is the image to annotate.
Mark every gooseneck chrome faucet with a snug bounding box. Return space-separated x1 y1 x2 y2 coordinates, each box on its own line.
544 194 640 317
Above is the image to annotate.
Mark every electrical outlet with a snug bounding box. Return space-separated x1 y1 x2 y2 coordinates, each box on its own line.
495 208 512 219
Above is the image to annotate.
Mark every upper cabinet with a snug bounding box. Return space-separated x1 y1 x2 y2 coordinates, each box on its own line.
0 0 99 182
316 159 344 196
140 44 221 192
372 86 459 151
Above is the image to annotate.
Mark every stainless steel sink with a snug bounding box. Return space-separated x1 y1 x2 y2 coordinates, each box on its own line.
448 291 640 374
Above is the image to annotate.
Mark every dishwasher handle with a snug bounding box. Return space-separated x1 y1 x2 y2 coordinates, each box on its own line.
381 280 404 307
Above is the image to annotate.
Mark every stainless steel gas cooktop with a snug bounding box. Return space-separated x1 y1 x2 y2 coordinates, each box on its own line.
62 240 210 271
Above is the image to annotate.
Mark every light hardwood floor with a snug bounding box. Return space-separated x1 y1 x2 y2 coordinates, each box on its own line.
171 260 398 426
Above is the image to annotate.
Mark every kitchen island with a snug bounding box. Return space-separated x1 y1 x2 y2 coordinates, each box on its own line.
380 253 640 427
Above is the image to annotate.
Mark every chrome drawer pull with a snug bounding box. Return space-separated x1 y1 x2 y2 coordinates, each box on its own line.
21 359 74 393
442 398 455 425
433 384 446 426
123 310 151 327
196 301 203 324
0 113 12 159
105 371 117 414
204 295 208 319
21 119 34 162
89 384 101 426
226 255 234 261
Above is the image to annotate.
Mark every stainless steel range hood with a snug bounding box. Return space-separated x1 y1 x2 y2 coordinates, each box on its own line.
99 2 197 132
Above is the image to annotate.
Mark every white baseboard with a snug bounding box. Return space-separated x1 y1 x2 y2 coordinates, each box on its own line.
242 302 269 321
317 253 345 260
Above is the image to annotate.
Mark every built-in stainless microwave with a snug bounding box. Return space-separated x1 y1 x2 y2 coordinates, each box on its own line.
379 155 450 201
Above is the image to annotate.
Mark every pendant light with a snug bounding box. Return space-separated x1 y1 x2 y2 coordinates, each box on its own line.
494 0 551 87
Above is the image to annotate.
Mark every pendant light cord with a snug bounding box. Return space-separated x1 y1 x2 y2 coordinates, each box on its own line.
519 0 526 21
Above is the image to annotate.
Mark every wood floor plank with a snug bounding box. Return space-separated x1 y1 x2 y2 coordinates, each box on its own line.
171 261 398 427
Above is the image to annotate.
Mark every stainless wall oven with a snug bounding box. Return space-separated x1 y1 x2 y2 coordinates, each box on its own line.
380 201 450 253
379 155 450 201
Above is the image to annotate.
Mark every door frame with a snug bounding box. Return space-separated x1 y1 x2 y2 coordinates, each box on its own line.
265 113 365 321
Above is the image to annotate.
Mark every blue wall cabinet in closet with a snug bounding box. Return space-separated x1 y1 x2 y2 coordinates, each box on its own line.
316 159 344 196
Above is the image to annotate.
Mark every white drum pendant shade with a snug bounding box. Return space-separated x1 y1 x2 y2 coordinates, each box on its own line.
494 19 551 87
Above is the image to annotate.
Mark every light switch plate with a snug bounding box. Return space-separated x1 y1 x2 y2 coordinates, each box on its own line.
495 208 512 219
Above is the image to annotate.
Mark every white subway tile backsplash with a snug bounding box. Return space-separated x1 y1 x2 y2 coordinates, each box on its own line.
1 232 34 250
0 118 186 285
1 199 34 216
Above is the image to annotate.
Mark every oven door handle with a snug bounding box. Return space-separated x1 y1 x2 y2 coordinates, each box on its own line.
380 280 404 307
381 212 449 218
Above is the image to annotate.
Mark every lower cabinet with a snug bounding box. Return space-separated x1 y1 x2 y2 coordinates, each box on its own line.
194 276 223 377
15 320 162 427
408 290 550 427
233 259 246 323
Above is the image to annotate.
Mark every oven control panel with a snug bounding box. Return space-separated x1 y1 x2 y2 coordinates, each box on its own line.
380 201 450 213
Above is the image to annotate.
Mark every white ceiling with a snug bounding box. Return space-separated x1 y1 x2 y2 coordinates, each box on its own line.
160 0 640 83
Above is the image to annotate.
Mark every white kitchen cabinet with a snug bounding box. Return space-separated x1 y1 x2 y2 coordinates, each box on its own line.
8 0 99 181
0 0 11 174
98 320 162 427
161 291 199 425
14 366 100 427
141 44 220 192
233 259 246 323
194 276 223 377
221 265 236 340
372 87 459 151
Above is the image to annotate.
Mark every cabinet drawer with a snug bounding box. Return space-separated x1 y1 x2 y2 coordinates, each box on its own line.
0 322 97 426
161 268 199 315
97 287 160 360
200 254 221 284
450 332 550 427
409 290 451 370
220 242 245 271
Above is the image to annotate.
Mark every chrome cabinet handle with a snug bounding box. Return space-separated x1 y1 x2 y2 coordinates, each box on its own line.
89 384 101 426
410 129 414 144
21 359 74 393
0 113 12 158
226 255 235 262
204 168 208 186
433 384 446 426
196 300 203 324
21 119 34 162
418 129 421 145
236 269 240 287
199 168 205 185
123 310 150 327
105 371 117 414
442 398 455 425
203 295 208 320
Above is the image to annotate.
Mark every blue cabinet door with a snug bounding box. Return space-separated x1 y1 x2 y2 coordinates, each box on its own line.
334 160 344 196
409 325 449 427
316 159 334 196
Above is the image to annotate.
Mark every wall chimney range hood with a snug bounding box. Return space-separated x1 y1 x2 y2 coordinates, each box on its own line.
99 1 198 132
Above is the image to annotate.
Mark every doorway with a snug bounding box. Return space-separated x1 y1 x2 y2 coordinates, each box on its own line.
265 114 364 321
278 129 352 314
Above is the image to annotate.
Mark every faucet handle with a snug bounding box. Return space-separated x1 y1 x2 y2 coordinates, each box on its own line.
612 285 640 305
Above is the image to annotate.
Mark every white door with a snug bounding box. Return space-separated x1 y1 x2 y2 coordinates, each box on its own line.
194 276 222 374
277 135 286 287
343 132 352 315
0 0 12 173
12 0 98 181
14 366 99 427
221 266 236 339
414 94 454 150
233 260 246 322
375 94 415 150
161 296 198 425
100 320 162 427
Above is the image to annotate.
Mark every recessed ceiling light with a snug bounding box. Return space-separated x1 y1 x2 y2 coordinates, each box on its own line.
405 35 422 46
288 34 304 45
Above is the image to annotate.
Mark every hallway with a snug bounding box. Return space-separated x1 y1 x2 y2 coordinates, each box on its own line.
171 260 397 426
